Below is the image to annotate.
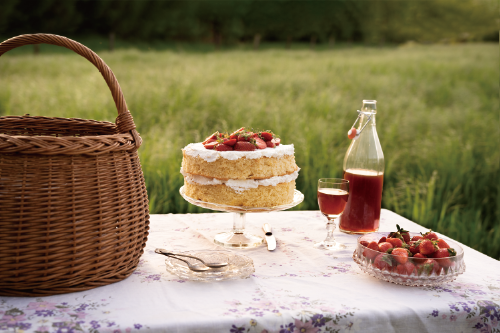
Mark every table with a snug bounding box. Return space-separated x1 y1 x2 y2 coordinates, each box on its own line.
1 210 499 333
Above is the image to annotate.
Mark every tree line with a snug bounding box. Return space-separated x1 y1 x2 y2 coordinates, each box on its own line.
0 0 496 47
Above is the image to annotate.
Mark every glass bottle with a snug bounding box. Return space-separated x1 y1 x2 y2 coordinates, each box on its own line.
339 100 384 234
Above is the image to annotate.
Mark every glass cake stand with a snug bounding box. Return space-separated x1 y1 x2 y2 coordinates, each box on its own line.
179 186 304 248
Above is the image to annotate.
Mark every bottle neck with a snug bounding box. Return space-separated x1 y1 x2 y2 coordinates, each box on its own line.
358 112 376 131
342 99 383 174
360 100 377 128
344 110 384 174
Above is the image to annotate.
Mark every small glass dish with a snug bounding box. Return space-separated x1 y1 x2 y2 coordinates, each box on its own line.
352 232 466 286
164 250 254 282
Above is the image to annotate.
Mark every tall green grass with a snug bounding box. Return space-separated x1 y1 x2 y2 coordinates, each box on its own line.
0 43 498 259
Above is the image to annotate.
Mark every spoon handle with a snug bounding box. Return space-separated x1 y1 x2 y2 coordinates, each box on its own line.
155 249 207 265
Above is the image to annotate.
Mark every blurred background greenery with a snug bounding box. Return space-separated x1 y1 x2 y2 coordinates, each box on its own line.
0 0 498 258
0 0 497 46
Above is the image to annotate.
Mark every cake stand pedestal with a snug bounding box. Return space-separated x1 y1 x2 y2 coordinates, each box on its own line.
179 186 304 248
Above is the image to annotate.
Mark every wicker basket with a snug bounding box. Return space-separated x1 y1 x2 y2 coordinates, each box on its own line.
0 34 150 296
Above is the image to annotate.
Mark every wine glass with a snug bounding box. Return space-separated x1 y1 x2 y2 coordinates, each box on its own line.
314 178 349 250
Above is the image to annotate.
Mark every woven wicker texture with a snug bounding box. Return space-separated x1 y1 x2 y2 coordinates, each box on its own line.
0 34 150 296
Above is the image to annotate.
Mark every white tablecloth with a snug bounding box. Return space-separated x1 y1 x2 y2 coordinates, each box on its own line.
1 210 499 333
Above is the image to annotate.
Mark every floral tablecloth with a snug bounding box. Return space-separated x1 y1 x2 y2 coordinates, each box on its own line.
1 210 500 333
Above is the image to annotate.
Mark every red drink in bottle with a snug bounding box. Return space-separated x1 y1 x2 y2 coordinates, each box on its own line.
340 169 383 233
340 100 384 234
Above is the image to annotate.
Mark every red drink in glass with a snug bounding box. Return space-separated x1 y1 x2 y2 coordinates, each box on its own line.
340 169 384 233
317 188 349 217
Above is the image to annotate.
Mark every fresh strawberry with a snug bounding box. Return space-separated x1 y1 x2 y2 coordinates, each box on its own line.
373 253 394 271
367 241 379 250
266 140 276 148
411 235 424 242
216 144 233 151
378 236 387 244
396 261 416 276
391 248 409 264
395 263 406 275
204 138 217 145
430 248 449 265
386 238 404 248
421 230 439 241
363 241 379 260
202 131 219 145
272 138 281 146
418 239 439 255
223 138 237 146
203 141 218 150
238 134 249 141
400 231 411 243
238 132 255 142
436 238 450 249
255 137 267 149
360 240 369 247
412 252 427 264
234 141 257 151
404 261 417 275
418 259 442 276
388 224 410 243
378 242 393 253
260 131 274 141
230 134 239 140
408 241 420 254
230 127 245 137
432 248 456 267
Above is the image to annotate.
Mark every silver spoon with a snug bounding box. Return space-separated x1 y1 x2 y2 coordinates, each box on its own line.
155 249 228 269
167 255 210 272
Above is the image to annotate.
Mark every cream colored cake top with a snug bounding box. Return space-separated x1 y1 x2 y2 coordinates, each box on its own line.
183 142 295 163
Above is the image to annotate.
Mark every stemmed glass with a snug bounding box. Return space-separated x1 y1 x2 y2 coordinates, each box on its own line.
314 178 349 250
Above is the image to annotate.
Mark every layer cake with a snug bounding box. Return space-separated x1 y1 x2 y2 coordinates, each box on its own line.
181 129 299 207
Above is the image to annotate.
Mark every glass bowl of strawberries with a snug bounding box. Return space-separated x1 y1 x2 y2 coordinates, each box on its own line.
352 225 466 286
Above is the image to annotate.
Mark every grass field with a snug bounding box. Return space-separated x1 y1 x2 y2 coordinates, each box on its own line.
0 42 498 259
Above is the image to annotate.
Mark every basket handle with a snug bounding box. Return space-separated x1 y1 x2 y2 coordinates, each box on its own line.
0 34 141 148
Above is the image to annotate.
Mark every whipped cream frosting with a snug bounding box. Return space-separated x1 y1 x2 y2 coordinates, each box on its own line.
181 168 300 193
183 142 295 163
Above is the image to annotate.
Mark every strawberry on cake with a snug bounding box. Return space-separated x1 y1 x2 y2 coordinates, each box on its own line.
181 127 299 207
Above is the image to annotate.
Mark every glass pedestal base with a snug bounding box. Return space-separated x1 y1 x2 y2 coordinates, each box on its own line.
179 186 304 249
314 219 347 250
313 240 346 250
214 229 264 248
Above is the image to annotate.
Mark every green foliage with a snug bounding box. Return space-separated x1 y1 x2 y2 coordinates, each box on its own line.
0 0 496 44
2 0 82 35
0 0 18 34
0 43 498 258
377 0 498 43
